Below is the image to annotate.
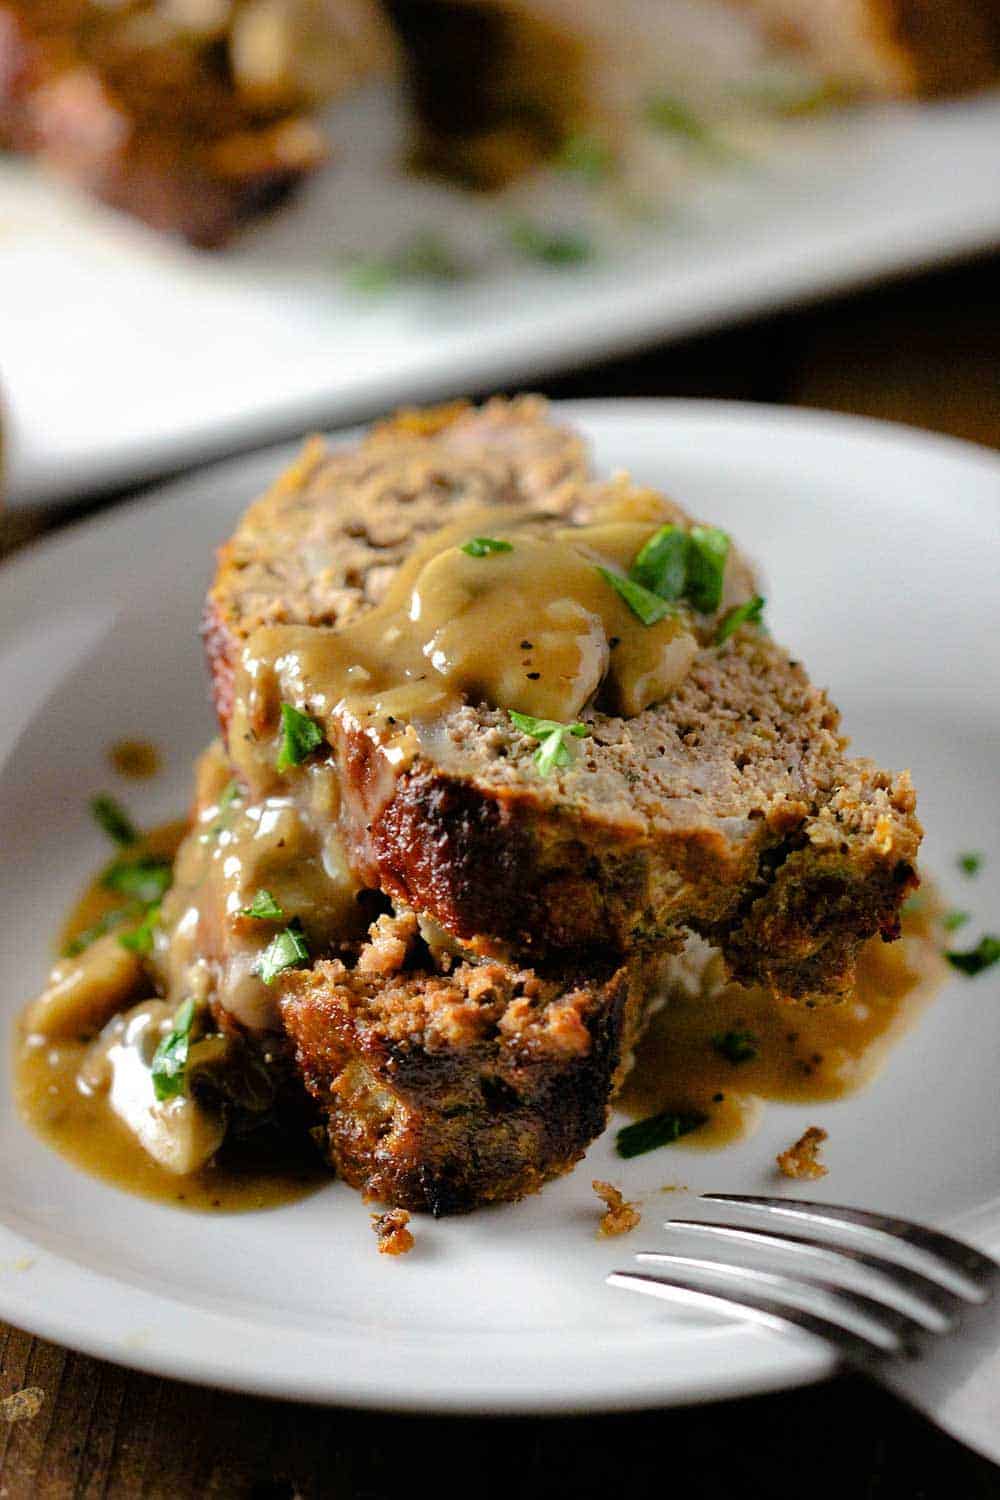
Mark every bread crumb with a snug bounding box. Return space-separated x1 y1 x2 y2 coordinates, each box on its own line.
776 1126 828 1180
1 1387 44 1422
372 1209 414 1256
593 1179 641 1236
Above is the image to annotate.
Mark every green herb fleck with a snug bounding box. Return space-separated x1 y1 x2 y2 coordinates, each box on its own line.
942 910 971 932
712 1029 759 1064
644 93 718 148
946 935 1000 977
716 594 766 646
119 903 161 956
255 920 310 985
557 131 614 184
616 1108 708 1158
101 856 172 906
629 524 689 601
345 233 464 293
240 890 285 921
957 852 983 878
151 997 197 1101
63 905 138 957
508 710 589 777
509 219 593 266
461 536 514 558
686 527 731 614
90 794 138 848
200 779 243 843
598 566 675 625
276 703 324 773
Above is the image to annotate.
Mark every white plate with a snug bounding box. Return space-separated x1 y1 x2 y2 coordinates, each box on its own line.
0 401 998 1412
2 82 999 507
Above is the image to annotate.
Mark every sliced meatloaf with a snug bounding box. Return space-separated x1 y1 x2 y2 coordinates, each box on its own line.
205 396 921 1003
0 0 388 246
278 911 663 1214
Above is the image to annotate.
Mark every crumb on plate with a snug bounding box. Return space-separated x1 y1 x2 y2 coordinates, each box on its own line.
776 1125 828 1180
371 1208 414 1256
593 1179 641 1236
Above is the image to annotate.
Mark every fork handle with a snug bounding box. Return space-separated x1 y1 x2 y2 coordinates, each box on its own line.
876 1295 1000 1465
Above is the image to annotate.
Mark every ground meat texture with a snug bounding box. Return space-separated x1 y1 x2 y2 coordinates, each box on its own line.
776 1124 829 1180
206 396 921 1003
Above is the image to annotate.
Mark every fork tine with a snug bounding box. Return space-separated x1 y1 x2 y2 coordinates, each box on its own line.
633 1251 927 1352
608 1269 892 1366
663 1220 960 1325
702 1195 999 1295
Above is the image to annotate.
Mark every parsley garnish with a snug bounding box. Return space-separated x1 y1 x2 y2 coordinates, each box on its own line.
942 910 971 932
957 852 983 877
101 856 172 906
509 220 593 265
63 905 138 957
90 795 138 848
946 936 1000 978
255 920 310 984
630 525 689 601
151 997 197 1101
461 537 513 557
616 1108 708 1158
597 566 675 625
119 903 161 956
346 234 464 293
508 711 589 776
685 527 731 613
240 890 285 921
712 1029 759 1064
644 93 729 157
557 131 614 184
716 594 766 646
276 703 324 773
200 779 243 843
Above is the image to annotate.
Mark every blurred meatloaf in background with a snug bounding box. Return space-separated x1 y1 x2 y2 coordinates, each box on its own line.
0 0 392 245
1 0 997 243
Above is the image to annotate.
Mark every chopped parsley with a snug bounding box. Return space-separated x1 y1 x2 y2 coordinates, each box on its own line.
255 920 310 984
151 997 197 1101
119 903 161 956
200 779 243 843
345 233 464 293
597 566 675 625
557 131 614 184
946 935 1000 978
942 910 971 932
685 527 731 614
240 890 285 921
629 525 688 602
461 536 513 558
63 904 138 957
90 794 138 848
957 852 983 877
643 93 713 145
276 703 324 773
509 219 593 266
716 594 766 646
101 856 172 906
616 1108 708 1159
508 711 589 777
712 1029 759 1064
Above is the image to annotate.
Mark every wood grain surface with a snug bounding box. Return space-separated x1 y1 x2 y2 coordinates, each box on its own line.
1 253 998 1499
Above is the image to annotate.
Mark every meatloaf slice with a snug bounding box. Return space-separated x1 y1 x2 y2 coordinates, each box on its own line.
0 0 388 246
206 396 921 1002
278 911 662 1214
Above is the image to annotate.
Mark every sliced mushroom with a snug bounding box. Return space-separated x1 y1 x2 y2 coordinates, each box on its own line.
22 934 147 1041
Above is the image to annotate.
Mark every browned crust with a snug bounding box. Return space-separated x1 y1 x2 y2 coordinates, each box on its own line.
0 0 327 246
279 949 654 1215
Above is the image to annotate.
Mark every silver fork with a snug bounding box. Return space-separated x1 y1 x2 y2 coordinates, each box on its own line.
609 1193 1000 1463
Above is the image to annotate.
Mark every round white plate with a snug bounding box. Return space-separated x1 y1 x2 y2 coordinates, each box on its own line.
0 401 998 1412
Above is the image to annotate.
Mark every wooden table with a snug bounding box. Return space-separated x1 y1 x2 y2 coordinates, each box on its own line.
2 252 998 1498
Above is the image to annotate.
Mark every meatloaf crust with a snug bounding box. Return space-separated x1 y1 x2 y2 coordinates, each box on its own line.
279 912 662 1213
205 396 921 1002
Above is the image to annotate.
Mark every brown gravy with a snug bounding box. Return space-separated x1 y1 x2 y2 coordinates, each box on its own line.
107 738 162 779
18 819 326 1214
618 895 948 1149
